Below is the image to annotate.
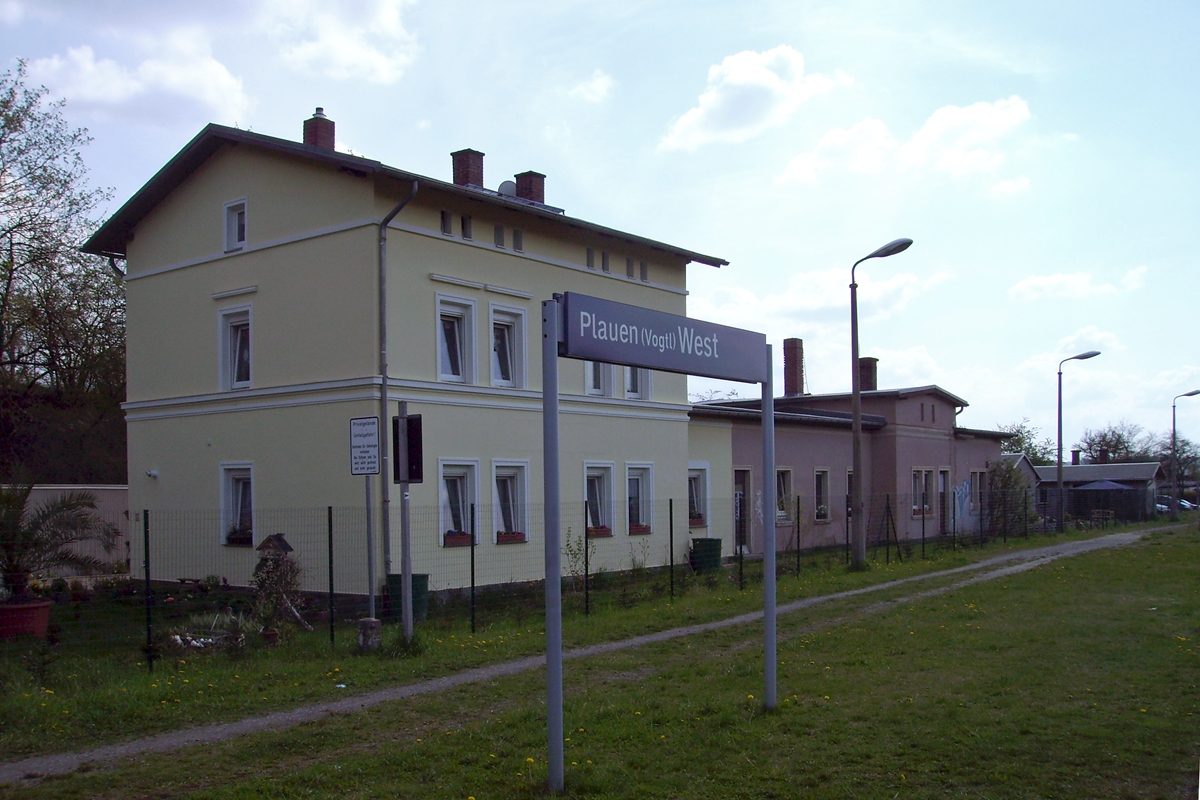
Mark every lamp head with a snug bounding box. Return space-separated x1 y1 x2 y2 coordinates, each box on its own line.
864 238 913 261
1181 390 1200 398
1071 350 1101 361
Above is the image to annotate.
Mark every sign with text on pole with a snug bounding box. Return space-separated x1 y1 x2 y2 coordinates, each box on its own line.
558 292 767 383
541 292 774 793
349 417 380 476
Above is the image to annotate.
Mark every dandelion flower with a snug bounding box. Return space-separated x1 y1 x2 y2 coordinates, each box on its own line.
526 757 535 763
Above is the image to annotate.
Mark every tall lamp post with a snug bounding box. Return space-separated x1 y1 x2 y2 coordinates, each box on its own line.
1056 350 1101 532
1171 390 1200 520
850 237 913 569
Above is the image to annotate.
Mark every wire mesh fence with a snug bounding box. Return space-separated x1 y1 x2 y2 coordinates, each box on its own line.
1 486 1150 667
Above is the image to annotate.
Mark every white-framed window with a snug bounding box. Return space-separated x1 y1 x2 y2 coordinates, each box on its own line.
624 367 649 400
970 470 985 514
440 210 453 235
437 295 476 383
776 469 792 520
688 465 708 527
221 462 254 546
219 305 252 390
512 229 524 252
814 469 830 522
224 198 246 253
912 469 934 517
492 461 528 541
585 361 612 396
626 464 653 534
439 461 479 543
585 463 614 535
489 304 525 389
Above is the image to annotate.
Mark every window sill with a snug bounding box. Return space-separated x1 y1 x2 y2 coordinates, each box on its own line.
814 518 831 525
496 532 527 545
586 526 612 538
688 516 706 528
628 524 652 535
443 532 474 547
224 539 253 548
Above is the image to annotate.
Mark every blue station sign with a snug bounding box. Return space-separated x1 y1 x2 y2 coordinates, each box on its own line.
558 292 768 384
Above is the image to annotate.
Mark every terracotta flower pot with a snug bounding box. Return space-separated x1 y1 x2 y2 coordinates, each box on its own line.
0 601 52 640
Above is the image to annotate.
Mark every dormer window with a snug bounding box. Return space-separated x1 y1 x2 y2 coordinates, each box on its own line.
224 199 247 252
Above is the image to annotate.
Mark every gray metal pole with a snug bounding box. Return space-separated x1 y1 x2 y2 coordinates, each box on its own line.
398 401 413 642
1057 366 1064 533
762 344 776 711
365 475 375 619
850 274 866 567
542 299 565 793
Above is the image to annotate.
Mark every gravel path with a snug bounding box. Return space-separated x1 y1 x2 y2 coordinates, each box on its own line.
0 528 1155 785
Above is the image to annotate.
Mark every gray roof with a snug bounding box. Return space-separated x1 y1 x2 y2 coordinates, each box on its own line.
1032 462 1163 484
689 403 887 430
83 124 729 268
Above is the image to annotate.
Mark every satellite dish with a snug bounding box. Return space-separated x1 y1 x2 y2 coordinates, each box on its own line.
498 180 517 197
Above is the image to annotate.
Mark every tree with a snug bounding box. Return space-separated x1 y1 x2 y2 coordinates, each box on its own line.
997 418 1055 465
1073 421 1155 464
0 62 124 483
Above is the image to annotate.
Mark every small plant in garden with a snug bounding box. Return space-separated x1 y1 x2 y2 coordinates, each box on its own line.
0 481 119 604
562 527 596 590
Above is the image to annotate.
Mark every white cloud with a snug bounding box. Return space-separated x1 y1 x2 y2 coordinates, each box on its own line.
1008 266 1147 302
660 45 851 151
569 69 614 102
28 29 250 123
262 0 419 84
0 0 23 23
778 96 1031 189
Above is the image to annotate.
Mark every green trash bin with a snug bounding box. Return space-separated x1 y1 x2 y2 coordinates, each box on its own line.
386 573 429 622
689 538 722 573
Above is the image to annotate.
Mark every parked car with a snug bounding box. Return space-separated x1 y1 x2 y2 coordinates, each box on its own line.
1156 495 1197 511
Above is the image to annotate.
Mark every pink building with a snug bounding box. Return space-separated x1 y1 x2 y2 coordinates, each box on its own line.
689 343 1008 556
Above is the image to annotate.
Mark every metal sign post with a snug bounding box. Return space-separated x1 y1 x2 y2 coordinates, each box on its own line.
541 293 773 793
350 417 380 618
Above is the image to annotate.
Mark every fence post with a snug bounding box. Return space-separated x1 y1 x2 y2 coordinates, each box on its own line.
1024 492 1029 539
328 506 335 648
668 498 674 601
738 529 744 590
470 503 476 635
1002 491 1008 544
921 491 926 559
583 500 590 617
795 496 802 576
143 510 153 674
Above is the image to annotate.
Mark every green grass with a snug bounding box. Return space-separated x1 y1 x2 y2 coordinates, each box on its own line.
0 518 1192 775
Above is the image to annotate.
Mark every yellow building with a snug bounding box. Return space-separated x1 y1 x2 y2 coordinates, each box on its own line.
84 109 727 595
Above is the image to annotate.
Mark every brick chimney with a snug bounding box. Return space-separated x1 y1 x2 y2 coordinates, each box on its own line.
783 338 806 396
303 107 335 150
515 171 545 203
1071 449 1081 466
1098 448 1109 464
858 356 878 392
451 149 485 187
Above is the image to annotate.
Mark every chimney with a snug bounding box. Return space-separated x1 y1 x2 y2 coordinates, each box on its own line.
303 107 335 150
515 171 545 204
451 149 485 187
1098 448 1109 464
783 338 806 396
858 356 878 392
1071 449 1081 466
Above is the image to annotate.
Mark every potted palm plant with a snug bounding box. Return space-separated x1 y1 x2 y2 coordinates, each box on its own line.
1 482 119 639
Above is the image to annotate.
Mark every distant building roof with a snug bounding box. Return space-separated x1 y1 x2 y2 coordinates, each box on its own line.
689 403 886 430
721 385 970 410
1032 462 1163 484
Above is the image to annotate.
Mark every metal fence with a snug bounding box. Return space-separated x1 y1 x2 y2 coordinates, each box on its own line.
1 487 1139 667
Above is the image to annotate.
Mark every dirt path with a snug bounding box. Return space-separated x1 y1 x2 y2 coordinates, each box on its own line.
0 528 1155 785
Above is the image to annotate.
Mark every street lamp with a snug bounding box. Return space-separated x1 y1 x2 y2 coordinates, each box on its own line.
1171 390 1200 520
850 237 913 569
1056 350 1101 532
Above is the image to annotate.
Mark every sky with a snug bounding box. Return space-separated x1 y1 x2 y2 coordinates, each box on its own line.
3 0 1198 450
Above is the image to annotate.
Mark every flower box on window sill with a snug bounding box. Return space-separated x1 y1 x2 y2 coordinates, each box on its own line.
586 526 612 538
496 531 527 545
688 516 706 528
225 527 253 547
443 532 473 547
628 524 652 535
